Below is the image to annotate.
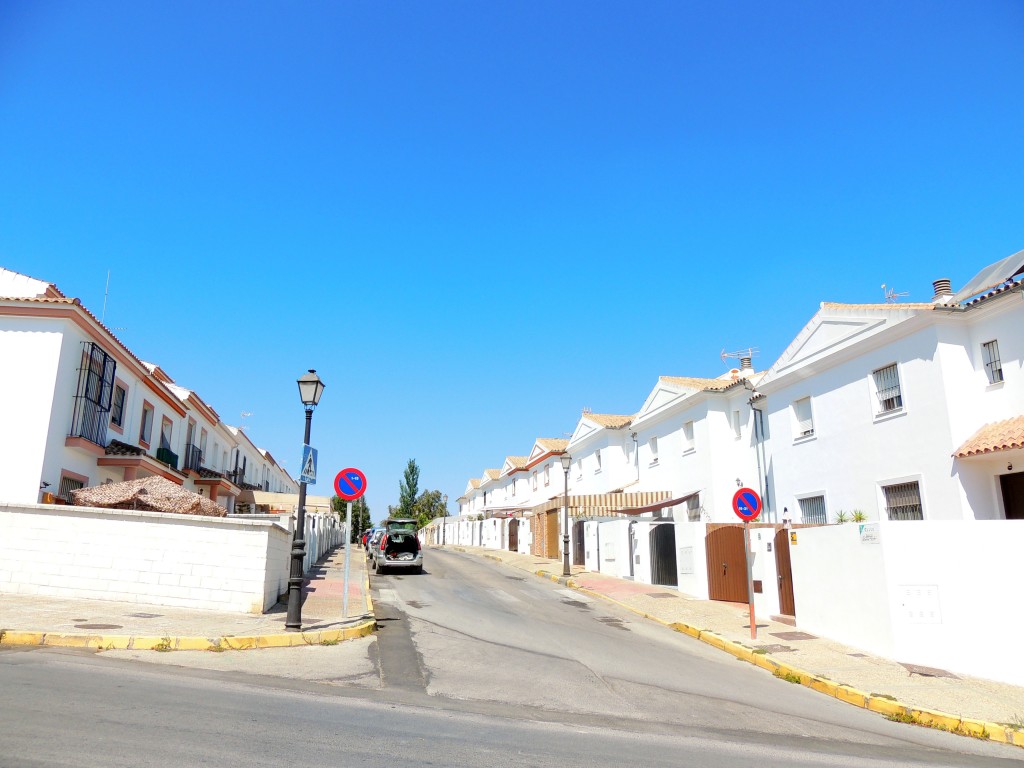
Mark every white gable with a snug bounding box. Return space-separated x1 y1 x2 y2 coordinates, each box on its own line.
0 267 51 298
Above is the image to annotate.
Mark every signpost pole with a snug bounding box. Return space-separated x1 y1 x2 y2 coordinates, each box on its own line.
744 520 757 640
343 501 352 619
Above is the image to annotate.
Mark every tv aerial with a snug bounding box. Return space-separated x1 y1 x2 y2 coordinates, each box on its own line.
881 284 909 303
720 347 759 365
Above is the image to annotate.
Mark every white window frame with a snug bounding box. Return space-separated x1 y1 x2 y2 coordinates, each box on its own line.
682 421 695 454
982 340 1004 385
649 437 659 466
594 449 602 474
871 363 904 418
796 493 827 525
792 397 815 440
732 409 742 439
880 478 924 520
544 463 550 486
531 470 538 491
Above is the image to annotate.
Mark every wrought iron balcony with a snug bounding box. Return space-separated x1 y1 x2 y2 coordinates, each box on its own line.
156 447 179 470
183 443 203 473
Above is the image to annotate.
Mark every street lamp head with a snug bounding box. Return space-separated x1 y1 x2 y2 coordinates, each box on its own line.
297 369 325 409
559 453 572 472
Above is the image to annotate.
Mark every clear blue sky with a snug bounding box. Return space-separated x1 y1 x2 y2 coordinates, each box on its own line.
3 2 1023 521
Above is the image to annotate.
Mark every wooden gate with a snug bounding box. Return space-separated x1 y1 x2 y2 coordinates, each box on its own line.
774 528 796 617
545 510 560 559
572 520 585 565
508 518 519 552
650 524 677 586
705 525 748 603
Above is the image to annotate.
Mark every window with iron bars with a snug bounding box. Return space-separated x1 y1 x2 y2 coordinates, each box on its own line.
798 495 827 524
982 340 1003 384
883 481 923 520
872 363 903 415
70 343 116 446
57 474 85 503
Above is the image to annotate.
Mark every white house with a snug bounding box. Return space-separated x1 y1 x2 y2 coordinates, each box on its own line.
629 365 767 523
0 267 299 511
756 252 1024 523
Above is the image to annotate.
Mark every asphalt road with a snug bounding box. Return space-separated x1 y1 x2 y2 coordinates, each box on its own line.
1 548 1020 767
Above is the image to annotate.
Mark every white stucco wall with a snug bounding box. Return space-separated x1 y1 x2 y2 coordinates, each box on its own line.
789 519 1024 685
0 503 293 613
673 522 710 599
0 319 64 504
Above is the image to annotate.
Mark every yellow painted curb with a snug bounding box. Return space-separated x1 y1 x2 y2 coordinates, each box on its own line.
470 551 1021 750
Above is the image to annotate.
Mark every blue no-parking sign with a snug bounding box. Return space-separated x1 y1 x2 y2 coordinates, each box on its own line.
732 487 762 522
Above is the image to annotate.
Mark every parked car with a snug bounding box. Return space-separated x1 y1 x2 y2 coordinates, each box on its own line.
367 528 385 553
372 518 423 574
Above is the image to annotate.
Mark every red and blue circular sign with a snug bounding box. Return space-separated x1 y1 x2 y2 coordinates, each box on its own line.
334 467 367 501
732 487 762 522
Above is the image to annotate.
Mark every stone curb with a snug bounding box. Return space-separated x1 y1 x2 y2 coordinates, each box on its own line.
470 549 1023 750
0 620 377 652
0 550 379 654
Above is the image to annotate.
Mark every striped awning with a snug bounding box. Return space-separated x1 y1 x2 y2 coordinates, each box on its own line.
530 490 673 518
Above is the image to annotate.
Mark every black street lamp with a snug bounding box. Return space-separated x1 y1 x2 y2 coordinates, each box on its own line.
285 369 325 632
559 453 572 576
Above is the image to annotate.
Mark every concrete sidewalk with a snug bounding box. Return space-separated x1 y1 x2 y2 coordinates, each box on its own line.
0 544 374 651
445 544 1024 749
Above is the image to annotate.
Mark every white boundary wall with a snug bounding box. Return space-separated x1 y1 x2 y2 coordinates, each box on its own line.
0 503 340 613
789 520 1024 686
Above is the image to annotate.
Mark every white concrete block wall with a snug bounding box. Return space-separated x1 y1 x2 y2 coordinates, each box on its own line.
0 503 294 613
789 520 1024 686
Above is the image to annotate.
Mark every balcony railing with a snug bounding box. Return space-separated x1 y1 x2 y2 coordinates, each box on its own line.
183 443 203 473
156 447 179 470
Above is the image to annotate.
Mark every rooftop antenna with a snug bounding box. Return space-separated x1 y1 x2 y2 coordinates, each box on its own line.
720 347 759 365
240 411 253 428
100 270 127 331
881 284 909 303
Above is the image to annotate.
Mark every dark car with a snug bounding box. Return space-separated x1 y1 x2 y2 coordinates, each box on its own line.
372 518 423 574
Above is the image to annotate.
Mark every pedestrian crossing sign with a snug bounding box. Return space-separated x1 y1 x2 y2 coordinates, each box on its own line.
299 444 318 484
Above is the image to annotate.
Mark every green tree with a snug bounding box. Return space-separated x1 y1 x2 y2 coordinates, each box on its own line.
412 489 449 529
398 458 420 517
332 495 371 543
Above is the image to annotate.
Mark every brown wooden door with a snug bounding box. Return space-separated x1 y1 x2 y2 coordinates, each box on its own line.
705 525 748 602
774 528 796 617
508 519 519 551
546 511 560 559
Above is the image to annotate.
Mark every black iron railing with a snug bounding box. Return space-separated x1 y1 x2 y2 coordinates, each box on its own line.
183 443 203 472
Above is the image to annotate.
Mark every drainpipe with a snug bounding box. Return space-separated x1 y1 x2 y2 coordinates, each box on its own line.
749 393 770 522
631 431 639 482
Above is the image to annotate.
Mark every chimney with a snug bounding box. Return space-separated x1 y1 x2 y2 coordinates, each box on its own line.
740 356 753 371
932 278 953 301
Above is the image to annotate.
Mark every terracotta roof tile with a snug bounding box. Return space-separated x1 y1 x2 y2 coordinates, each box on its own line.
821 302 936 311
536 438 569 451
468 479 481 489
954 415 1024 458
658 376 733 391
505 456 529 468
483 469 501 480
585 413 635 429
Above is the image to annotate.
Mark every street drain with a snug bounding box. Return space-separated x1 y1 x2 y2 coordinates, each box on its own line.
74 624 123 630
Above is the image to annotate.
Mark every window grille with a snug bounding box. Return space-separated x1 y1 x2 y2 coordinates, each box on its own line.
793 397 814 437
798 495 827 525
883 481 923 520
58 475 85 502
70 343 116 445
872 364 903 414
982 340 1003 384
